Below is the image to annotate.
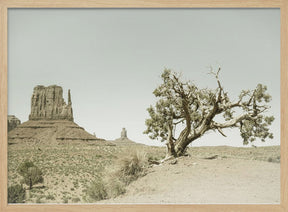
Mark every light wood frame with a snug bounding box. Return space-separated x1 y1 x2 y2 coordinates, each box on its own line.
0 0 287 211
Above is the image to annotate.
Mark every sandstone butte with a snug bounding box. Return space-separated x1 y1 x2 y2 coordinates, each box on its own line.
7 115 21 132
111 127 141 146
8 85 114 145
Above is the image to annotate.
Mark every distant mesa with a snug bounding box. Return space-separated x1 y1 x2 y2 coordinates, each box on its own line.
113 128 142 146
8 115 21 132
8 85 113 146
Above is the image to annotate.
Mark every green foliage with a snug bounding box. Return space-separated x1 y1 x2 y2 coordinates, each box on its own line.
8 184 26 203
240 116 274 144
238 84 274 144
17 160 44 189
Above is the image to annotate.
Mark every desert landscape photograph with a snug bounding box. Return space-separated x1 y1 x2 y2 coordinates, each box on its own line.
7 8 280 204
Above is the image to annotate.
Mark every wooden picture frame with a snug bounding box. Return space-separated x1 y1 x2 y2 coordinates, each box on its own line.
0 0 287 211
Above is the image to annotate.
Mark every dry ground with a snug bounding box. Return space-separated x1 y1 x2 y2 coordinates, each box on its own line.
8 142 280 204
101 156 280 204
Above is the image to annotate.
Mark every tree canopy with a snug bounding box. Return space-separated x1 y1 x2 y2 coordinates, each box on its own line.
144 68 274 157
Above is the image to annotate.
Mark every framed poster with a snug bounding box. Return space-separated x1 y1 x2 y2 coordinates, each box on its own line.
0 0 287 212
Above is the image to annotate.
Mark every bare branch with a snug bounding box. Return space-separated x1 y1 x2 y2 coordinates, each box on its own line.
212 113 256 129
173 119 185 125
217 127 227 137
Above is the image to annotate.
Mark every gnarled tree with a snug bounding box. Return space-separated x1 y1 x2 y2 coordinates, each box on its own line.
144 68 274 158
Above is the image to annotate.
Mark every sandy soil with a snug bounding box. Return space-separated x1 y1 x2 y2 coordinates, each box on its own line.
101 156 280 204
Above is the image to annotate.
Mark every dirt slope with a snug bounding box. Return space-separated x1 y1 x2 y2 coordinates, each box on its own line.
8 120 113 145
101 156 280 204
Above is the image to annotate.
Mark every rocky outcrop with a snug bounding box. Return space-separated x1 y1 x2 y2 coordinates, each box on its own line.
29 85 73 121
112 128 143 146
7 115 21 132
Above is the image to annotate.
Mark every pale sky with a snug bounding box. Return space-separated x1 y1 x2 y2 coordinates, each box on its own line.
8 9 280 147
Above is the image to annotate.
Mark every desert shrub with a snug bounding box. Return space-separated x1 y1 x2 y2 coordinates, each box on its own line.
62 197 69 203
150 155 163 161
267 156 280 163
29 190 33 198
73 180 79 188
117 151 148 185
31 188 44 194
86 178 107 201
72 197 81 203
106 180 126 198
36 197 42 203
46 193 55 200
17 160 44 189
8 184 26 203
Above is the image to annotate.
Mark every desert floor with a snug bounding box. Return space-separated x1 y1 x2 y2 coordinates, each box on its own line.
8 142 280 204
101 156 280 204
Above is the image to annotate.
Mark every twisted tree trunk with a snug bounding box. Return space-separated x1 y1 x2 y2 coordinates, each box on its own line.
29 178 32 190
166 124 176 157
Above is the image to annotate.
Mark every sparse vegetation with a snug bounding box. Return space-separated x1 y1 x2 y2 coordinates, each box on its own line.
85 150 149 202
8 184 26 203
62 197 69 203
46 193 55 200
36 197 42 203
86 178 108 201
72 197 81 203
267 156 280 163
106 180 126 198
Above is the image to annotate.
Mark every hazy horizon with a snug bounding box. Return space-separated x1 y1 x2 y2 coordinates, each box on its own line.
8 9 280 147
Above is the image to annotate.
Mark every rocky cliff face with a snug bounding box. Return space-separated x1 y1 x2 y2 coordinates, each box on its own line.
7 115 21 132
29 85 73 121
